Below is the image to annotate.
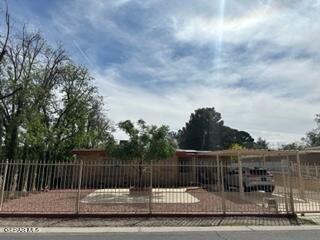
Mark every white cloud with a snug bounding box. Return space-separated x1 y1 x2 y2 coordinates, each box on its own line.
172 0 320 55
174 4 276 45
94 69 317 146
38 0 320 146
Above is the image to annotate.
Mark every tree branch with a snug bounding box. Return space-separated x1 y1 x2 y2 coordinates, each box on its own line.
0 3 10 63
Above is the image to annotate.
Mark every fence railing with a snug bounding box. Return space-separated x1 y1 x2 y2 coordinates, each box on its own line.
0 158 319 215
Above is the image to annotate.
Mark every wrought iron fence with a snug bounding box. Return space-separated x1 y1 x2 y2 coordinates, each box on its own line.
0 157 319 215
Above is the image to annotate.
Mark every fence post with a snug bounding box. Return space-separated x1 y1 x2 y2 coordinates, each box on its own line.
306 163 310 179
262 154 266 168
281 159 288 214
289 160 295 214
237 153 244 199
76 159 83 215
149 160 153 215
219 155 226 215
296 152 305 200
216 155 220 192
0 160 9 211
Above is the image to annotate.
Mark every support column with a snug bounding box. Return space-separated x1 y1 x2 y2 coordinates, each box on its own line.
76 160 83 215
262 154 266 168
238 153 244 198
281 158 289 214
219 155 226 214
216 155 220 192
288 157 295 214
149 160 153 215
296 152 305 200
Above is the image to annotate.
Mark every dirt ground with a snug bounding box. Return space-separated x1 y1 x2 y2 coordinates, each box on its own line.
0 188 277 214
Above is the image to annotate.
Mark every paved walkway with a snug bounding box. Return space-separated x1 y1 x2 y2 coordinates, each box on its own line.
0 216 314 227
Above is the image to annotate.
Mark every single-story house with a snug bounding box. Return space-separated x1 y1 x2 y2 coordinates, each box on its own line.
70 148 320 188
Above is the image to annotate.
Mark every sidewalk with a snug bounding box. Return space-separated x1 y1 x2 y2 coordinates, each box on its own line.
0 216 316 228
298 213 320 225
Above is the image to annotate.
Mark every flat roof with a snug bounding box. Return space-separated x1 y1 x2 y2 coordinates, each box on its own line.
177 148 320 157
71 149 107 155
72 148 320 158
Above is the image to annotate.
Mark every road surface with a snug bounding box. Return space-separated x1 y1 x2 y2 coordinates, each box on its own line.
1 230 320 240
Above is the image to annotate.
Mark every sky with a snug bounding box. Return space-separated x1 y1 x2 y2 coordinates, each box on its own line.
5 0 320 147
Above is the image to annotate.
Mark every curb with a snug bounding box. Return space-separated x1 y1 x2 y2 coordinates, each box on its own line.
2 225 320 233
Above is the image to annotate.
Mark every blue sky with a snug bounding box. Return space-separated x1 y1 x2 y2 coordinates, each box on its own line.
6 0 320 147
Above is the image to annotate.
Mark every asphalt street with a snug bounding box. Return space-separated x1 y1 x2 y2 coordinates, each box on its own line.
1 230 320 240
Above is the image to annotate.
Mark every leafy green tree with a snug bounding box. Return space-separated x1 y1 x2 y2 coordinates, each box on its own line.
280 142 304 150
178 107 254 150
0 27 113 163
303 114 320 147
221 126 254 149
254 137 269 149
107 119 176 189
178 108 224 150
0 18 114 193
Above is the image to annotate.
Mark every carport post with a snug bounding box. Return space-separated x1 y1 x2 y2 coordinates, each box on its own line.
289 159 295 214
219 155 226 214
262 155 266 168
296 152 305 200
149 160 153 214
216 155 220 192
281 158 289 214
0 160 9 211
237 153 244 198
76 159 83 215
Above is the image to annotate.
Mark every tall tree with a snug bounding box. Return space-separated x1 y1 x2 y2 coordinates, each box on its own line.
280 142 304 150
221 126 254 149
178 107 224 150
0 26 113 162
107 119 176 189
0 2 9 65
1 30 47 160
254 137 269 149
303 114 320 147
178 107 254 150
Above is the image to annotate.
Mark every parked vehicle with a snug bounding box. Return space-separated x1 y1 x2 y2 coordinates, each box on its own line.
224 167 275 192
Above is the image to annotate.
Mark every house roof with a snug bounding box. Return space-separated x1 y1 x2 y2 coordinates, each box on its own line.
71 148 107 156
306 146 320 151
71 148 320 159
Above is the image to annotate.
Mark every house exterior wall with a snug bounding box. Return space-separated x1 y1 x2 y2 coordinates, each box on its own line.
71 149 320 188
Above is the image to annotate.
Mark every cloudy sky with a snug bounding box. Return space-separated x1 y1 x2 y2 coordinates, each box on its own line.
7 0 320 147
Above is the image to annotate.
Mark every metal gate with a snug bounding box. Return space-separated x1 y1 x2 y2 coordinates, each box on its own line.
0 155 318 216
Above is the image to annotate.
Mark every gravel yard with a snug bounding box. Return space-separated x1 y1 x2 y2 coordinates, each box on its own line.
0 188 274 215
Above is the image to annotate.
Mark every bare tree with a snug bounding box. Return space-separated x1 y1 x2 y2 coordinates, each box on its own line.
0 2 15 101
0 1 9 63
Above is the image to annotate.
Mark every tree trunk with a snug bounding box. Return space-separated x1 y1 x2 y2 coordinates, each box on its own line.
0 175 3 196
4 119 19 161
0 114 3 160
